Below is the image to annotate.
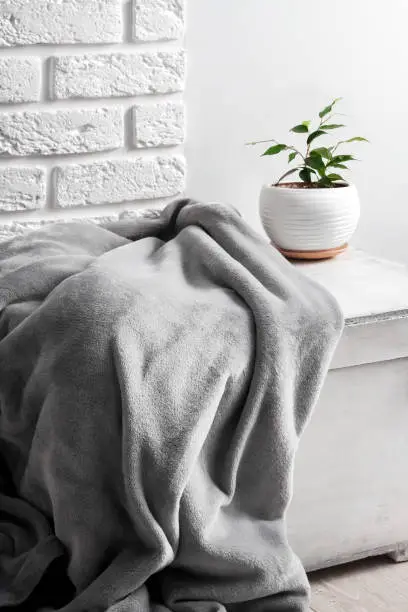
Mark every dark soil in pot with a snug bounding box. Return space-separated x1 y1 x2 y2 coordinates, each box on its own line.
273 182 348 189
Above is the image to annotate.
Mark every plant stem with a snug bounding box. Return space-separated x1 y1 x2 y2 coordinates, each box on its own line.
306 115 324 159
275 167 303 185
331 140 345 155
288 146 306 161
245 138 306 162
245 138 279 145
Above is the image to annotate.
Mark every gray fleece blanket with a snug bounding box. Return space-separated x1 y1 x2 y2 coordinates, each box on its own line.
0 199 343 611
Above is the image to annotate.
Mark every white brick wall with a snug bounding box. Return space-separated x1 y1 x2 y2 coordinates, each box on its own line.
0 108 124 157
133 0 185 42
0 0 186 240
133 102 185 147
51 52 185 100
0 168 46 211
55 156 185 208
0 0 122 46
0 58 41 103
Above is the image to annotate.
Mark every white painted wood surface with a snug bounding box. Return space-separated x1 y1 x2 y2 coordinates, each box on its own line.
297 248 408 321
298 249 408 369
287 249 408 571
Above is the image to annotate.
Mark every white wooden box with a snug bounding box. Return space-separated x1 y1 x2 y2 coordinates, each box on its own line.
287 250 408 571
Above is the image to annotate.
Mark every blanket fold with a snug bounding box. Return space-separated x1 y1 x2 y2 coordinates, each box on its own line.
0 199 343 611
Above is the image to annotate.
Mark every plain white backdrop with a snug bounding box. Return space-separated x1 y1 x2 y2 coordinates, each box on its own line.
185 0 408 263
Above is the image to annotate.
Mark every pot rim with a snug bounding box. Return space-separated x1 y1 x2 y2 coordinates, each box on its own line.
262 182 357 193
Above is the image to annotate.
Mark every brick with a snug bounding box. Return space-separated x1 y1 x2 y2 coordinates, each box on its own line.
0 208 161 242
0 0 122 47
51 51 185 100
0 108 123 157
0 167 45 211
132 0 185 41
133 102 185 148
0 57 41 103
54 156 186 207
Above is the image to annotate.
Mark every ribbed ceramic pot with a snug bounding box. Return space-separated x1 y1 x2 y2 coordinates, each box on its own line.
259 183 360 252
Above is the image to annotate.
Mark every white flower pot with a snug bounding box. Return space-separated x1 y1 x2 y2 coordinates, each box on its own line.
259 183 360 253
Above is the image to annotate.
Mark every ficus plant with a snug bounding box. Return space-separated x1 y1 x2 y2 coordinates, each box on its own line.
247 98 368 188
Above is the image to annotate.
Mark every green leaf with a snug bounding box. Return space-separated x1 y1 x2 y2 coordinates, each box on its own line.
262 143 287 156
319 97 342 119
329 162 349 169
290 124 309 133
321 124 345 130
299 168 314 183
275 167 301 184
310 147 332 160
288 151 297 163
344 136 369 143
305 154 326 173
326 173 345 182
329 154 355 165
317 176 333 187
307 130 327 145
302 120 311 128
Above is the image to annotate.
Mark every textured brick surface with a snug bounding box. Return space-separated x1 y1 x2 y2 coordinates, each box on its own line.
133 0 185 41
0 0 186 226
0 167 45 211
133 102 185 147
55 156 186 207
0 108 123 157
0 208 160 242
0 0 122 47
52 52 185 100
0 58 41 103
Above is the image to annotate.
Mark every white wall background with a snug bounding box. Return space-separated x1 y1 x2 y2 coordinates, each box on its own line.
185 0 408 264
1 0 407 265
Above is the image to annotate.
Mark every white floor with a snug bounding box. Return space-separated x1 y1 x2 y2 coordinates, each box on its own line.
309 556 408 611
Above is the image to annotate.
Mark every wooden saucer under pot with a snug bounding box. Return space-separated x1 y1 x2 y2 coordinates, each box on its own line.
276 243 348 261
